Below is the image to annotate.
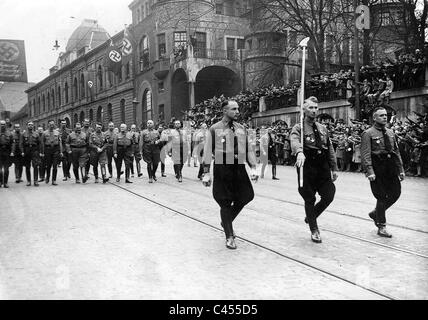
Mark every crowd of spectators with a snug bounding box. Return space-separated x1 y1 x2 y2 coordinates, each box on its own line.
252 112 428 178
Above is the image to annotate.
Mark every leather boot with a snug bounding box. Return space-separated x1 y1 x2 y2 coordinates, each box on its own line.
125 167 132 183
378 226 392 238
226 237 237 249
311 229 322 243
137 162 142 177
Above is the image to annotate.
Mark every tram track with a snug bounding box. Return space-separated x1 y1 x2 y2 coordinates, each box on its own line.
156 176 428 259
107 179 397 300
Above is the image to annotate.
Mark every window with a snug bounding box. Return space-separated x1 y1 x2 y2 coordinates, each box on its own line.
272 36 281 50
57 86 61 107
64 82 69 103
97 65 103 90
216 3 223 14
158 81 164 92
74 77 78 100
80 74 85 98
89 109 94 123
139 36 150 71
258 38 267 49
289 31 297 47
326 34 334 63
157 33 166 59
237 38 245 50
125 62 131 79
142 89 152 124
47 92 50 110
174 31 187 48
96 106 103 123
51 89 55 108
342 37 351 64
195 32 207 58
107 103 113 122
158 104 164 122
247 39 252 50
74 113 79 126
226 37 235 59
79 111 85 124
380 11 392 26
42 94 46 112
120 99 126 123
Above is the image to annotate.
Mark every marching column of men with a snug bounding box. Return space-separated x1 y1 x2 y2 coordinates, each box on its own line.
2 100 406 250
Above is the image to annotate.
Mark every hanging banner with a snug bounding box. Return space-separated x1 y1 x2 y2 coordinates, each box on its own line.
0 39 28 82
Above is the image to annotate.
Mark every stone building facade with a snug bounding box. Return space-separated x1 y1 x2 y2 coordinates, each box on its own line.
26 20 135 129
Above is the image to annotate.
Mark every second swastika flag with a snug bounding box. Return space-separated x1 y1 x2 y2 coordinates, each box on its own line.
106 44 122 76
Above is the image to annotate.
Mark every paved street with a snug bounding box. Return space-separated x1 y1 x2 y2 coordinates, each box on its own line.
0 161 427 300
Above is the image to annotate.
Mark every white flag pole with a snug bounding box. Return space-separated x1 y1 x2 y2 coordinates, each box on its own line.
298 37 310 188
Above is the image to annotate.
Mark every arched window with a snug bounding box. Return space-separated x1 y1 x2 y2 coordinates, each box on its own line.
79 111 85 123
74 77 78 100
51 89 55 109
120 99 126 123
42 94 46 112
97 65 103 91
107 103 113 122
142 89 152 124
80 74 85 98
139 36 149 71
96 106 103 123
74 113 79 126
89 109 94 123
64 82 69 104
57 86 61 107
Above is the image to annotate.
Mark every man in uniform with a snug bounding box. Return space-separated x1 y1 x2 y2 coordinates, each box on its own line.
12 123 24 183
104 121 116 178
168 120 188 182
158 124 169 177
66 122 89 183
130 124 143 178
202 100 259 250
37 126 46 182
290 96 338 243
20 121 42 186
89 122 109 183
140 120 161 183
59 119 72 181
0 119 15 188
361 107 405 238
113 123 133 183
82 119 93 180
41 120 63 185
194 122 208 180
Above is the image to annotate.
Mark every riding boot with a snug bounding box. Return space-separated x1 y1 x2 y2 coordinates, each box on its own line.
137 162 142 177
101 165 109 183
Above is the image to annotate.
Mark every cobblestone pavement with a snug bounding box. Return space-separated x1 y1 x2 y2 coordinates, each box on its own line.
0 161 426 299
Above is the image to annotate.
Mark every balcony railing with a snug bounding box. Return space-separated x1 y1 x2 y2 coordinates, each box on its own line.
173 48 240 62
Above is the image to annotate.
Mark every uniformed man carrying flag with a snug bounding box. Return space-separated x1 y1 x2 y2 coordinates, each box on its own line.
290 96 338 243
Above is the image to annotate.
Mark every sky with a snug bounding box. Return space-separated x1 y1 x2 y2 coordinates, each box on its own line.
0 0 131 83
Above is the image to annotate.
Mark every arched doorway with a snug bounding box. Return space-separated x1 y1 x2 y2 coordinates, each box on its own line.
195 66 241 104
142 89 152 125
171 68 189 120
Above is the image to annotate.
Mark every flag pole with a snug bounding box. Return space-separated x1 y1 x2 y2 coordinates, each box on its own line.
298 37 310 188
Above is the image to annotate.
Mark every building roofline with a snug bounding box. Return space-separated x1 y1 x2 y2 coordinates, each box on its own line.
27 30 125 93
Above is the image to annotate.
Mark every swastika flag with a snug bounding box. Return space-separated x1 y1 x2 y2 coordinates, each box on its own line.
106 42 122 76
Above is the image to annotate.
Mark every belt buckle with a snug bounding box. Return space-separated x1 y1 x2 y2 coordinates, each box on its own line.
317 150 322 155
387 154 391 159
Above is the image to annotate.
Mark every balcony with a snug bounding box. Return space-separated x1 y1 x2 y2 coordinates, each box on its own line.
153 58 171 79
173 48 240 63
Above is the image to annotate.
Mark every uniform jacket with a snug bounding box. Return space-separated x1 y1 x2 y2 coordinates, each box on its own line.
0 129 14 153
113 131 133 154
42 129 63 154
20 130 41 154
290 120 338 171
66 131 88 152
202 119 257 169
361 124 404 177
89 131 107 151
140 129 161 153
104 129 116 146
